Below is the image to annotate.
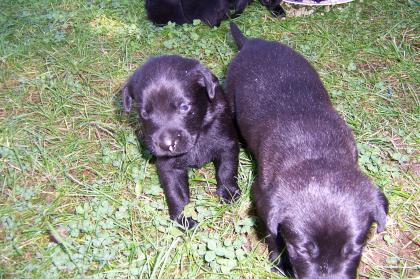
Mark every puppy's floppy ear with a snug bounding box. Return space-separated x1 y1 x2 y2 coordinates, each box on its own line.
373 188 388 233
255 176 287 236
191 64 219 100
122 84 133 113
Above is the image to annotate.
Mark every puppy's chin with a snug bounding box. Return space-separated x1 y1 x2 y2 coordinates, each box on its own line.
153 148 189 158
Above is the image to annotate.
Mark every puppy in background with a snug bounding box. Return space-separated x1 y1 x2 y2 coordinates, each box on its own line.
226 23 388 278
123 55 241 229
145 0 285 27
145 0 232 27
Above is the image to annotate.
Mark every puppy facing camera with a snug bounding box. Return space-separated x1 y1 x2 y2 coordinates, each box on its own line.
226 23 388 278
123 55 241 229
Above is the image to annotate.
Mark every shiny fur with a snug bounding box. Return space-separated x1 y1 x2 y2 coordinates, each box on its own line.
226 23 388 278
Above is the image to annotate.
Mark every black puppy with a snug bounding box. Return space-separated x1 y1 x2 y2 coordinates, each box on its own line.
123 55 240 229
145 0 285 27
226 23 388 278
145 0 230 26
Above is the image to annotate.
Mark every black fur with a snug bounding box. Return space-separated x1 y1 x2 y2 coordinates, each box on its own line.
145 0 285 27
227 23 388 278
124 55 241 229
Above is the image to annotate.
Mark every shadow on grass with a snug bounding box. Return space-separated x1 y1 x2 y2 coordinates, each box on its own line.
112 87 156 163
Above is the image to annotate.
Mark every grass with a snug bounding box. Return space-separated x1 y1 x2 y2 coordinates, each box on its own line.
0 0 418 278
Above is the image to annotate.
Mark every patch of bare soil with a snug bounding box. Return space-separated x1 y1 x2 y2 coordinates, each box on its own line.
360 220 420 278
40 185 57 203
67 166 100 186
0 107 5 120
26 90 42 104
357 59 389 74
1 78 18 90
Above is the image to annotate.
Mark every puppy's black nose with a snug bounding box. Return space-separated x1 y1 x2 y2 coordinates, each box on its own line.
158 131 179 152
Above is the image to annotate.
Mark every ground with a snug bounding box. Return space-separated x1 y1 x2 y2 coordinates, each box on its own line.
0 0 418 278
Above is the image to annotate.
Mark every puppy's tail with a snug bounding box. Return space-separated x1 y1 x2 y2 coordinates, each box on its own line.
230 22 247 50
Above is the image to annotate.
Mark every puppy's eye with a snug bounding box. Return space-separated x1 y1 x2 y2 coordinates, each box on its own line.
179 103 190 113
342 244 360 258
306 242 319 258
299 241 319 258
141 110 149 119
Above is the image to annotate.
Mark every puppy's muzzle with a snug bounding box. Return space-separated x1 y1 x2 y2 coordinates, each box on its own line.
152 128 195 156
158 130 180 153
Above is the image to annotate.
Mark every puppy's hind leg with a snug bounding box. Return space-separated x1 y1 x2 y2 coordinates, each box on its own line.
214 144 241 203
156 160 197 230
260 0 286 18
229 0 251 17
270 5 286 18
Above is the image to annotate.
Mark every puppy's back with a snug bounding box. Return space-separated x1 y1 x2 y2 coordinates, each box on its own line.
228 39 331 122
226 24 356 165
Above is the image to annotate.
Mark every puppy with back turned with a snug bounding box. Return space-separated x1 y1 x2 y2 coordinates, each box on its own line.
226 23 388 278
123 55 241 229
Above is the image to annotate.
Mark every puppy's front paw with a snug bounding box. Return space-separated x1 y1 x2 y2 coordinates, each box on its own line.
270 260 292 276
175 215 198 230
217 185 241 204
270 252 293 276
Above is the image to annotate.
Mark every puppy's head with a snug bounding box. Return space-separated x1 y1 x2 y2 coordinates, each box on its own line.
123 55 221 157
268 170 388 279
